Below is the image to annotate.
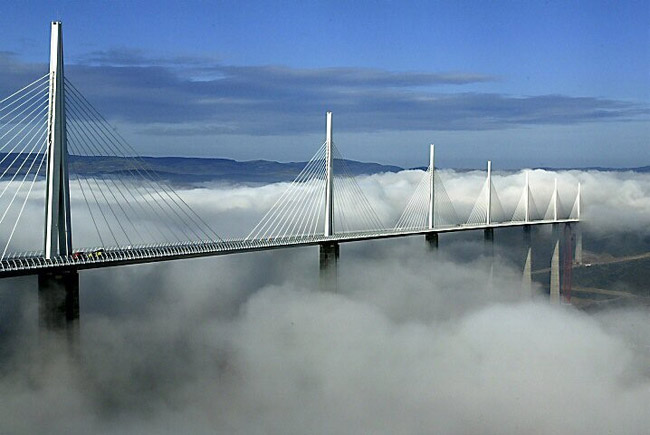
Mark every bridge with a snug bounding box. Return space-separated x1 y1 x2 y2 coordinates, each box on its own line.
0 23 580 331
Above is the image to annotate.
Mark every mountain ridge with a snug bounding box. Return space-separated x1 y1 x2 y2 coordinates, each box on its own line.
1 153 648 183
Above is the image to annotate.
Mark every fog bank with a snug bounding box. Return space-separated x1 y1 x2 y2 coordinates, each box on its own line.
1 168 649 434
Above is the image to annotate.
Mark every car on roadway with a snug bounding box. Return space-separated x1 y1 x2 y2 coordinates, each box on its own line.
72 249 106 260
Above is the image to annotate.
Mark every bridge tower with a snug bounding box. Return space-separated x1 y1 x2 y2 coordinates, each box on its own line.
425 144 438 249
524 171 531 224
522 171 533 298
324 112 334 238
319 111 339 292
39 22 79 333
484 160 494 244
553 177 559 222
483 161 494 290
549 177 561 303
45 21 72 258
574 182 583 264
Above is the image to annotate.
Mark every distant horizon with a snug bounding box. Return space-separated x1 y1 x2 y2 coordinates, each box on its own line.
1 150 648 172
69 153 650 173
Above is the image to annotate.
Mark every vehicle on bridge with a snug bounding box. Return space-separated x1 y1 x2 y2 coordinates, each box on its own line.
72 249 106 260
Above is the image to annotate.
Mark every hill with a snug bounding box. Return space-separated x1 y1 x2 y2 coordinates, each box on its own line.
66 155 403 184
0 153 648 183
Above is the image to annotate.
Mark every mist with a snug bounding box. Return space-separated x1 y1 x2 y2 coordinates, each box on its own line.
0 168 649 434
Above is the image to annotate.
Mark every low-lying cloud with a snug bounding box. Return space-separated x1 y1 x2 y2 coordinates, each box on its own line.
183 168 650 239
0 168 649 434
2 168 647 252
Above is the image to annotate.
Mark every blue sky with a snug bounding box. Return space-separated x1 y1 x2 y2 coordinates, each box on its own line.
1 0 648 168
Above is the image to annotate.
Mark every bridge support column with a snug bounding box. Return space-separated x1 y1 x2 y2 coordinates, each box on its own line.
574 223 583 265
550 226 560 304
38 270 79 334
319 242 339 292
425 233 438 250
522 247 532 298
522 226 533 298
484 228 494 290
484 228 494 251
561 223 574 303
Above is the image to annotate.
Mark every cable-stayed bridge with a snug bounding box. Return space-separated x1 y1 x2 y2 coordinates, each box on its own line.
1 23 580 329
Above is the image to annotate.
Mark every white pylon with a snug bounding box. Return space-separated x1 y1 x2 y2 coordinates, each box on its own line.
524 171 530 223
324 111 334 237
428 144 435 230
553 177 559 221
577 182 581 220
44 21 72 259
574 182 583 264
486 160 492 225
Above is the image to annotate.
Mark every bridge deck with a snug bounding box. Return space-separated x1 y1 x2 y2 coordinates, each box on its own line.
0 219 578 278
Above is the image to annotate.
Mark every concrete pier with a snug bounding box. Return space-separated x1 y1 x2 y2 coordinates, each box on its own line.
522 247 532 298
38 269 79 333
483 228 494 290
484 228 494 243
483 228 494 259
574 224 583 264
319 242 339 292
522 226 533 298
425 233 438 250
550 238 560 304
